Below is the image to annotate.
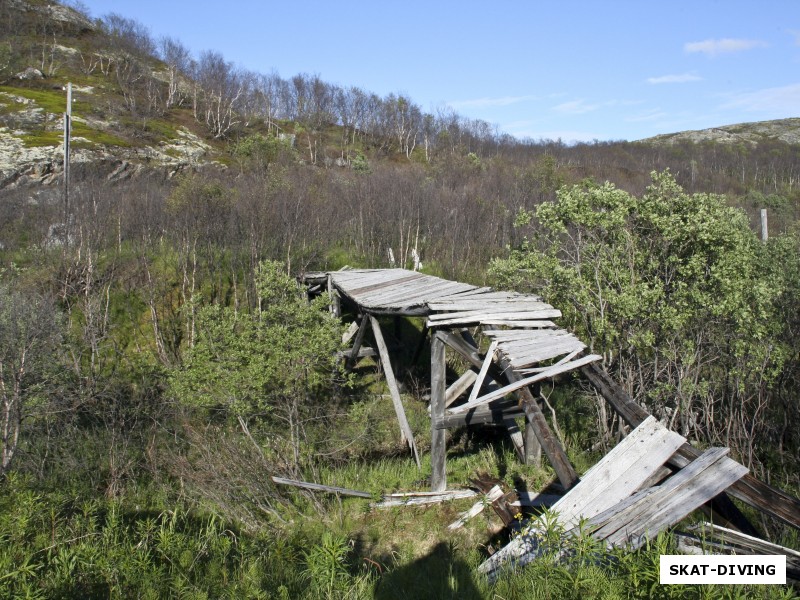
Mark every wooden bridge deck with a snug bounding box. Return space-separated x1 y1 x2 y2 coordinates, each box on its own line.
302 267 800 544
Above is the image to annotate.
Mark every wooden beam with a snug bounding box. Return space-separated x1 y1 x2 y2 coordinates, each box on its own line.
370 316 420 467
430 331 447 492
345 313 370 370
449 353 602 414
466 340 498 405
459 329 579 490
271 476 371 498
435 401 525 429
580 362 800 533
505 418 526 463
445 369 478 407
524 416 542 467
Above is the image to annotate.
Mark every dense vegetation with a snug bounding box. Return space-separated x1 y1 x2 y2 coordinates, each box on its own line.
1 1 799 597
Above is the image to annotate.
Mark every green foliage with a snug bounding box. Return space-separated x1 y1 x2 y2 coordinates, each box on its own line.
169 260 346 419
231 133 295 171
351 150 371 174
491 171 791 457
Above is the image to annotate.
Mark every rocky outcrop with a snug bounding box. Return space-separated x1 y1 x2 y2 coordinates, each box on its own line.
641 118 800 146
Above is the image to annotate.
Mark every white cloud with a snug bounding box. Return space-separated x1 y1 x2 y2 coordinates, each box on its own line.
626 109 669 122
720 82 800 113
646 73 702 84
552 99 600 114
448 95 538 109
684 38 767 57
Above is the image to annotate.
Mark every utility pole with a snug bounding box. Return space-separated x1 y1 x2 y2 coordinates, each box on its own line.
63 82 71 246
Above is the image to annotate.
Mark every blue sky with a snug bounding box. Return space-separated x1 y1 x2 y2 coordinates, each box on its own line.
75 0 799 142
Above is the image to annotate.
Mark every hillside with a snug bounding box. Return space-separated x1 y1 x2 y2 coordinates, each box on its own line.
0 0 225 188
2 0 800 199
641 117 800 146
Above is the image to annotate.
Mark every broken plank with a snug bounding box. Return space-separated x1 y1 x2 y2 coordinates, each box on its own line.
467 341 498 405
581 362 799 533
370 316 420 467
550 416 685 528
342 321 360 344
271 476 372 498
371 489 478 508
446 369 478 407
448 485 505 530
448 354 602 415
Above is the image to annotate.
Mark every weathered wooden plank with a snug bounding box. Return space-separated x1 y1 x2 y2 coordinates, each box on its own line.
356 277 453 304
506 418 527 463
448 354 602 415
367 280 476 307
602 451 749 549
370 316 420 467
524 415 542 467
678 523 800 581
581 362 800 532
550 416 685 528
426 309 563 327
345 314 370 370
430 331 447 492
486 328 569 340
477 320 558 328
342 321 359 344
271 476 372 498
588 448 732 543
467 341 498 405
347 273 429 298
445 369 478 407
448 485 505 530
371 489 477 508
336 347 377 360
517 348 585 374
428 300 554 312
507 342 588 368
500 331 580 350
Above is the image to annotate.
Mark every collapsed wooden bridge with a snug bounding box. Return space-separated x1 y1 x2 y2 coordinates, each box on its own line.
302 268 800 571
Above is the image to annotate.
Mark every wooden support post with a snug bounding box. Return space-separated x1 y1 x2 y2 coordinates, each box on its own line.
431 331 447 492
505 418 526 462
326 275 340 317
524 417 542 467
370 316 420 467
497 352 578 489
453 329 578 489
345 314 370 370
411 324 429 365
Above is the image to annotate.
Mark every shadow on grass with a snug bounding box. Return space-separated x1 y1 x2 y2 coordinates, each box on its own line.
373 542 483 600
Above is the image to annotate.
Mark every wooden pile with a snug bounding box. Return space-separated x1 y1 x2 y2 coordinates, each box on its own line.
479 417 750 580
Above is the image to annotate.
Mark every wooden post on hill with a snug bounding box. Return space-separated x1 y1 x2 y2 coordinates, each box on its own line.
63 81 71 246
